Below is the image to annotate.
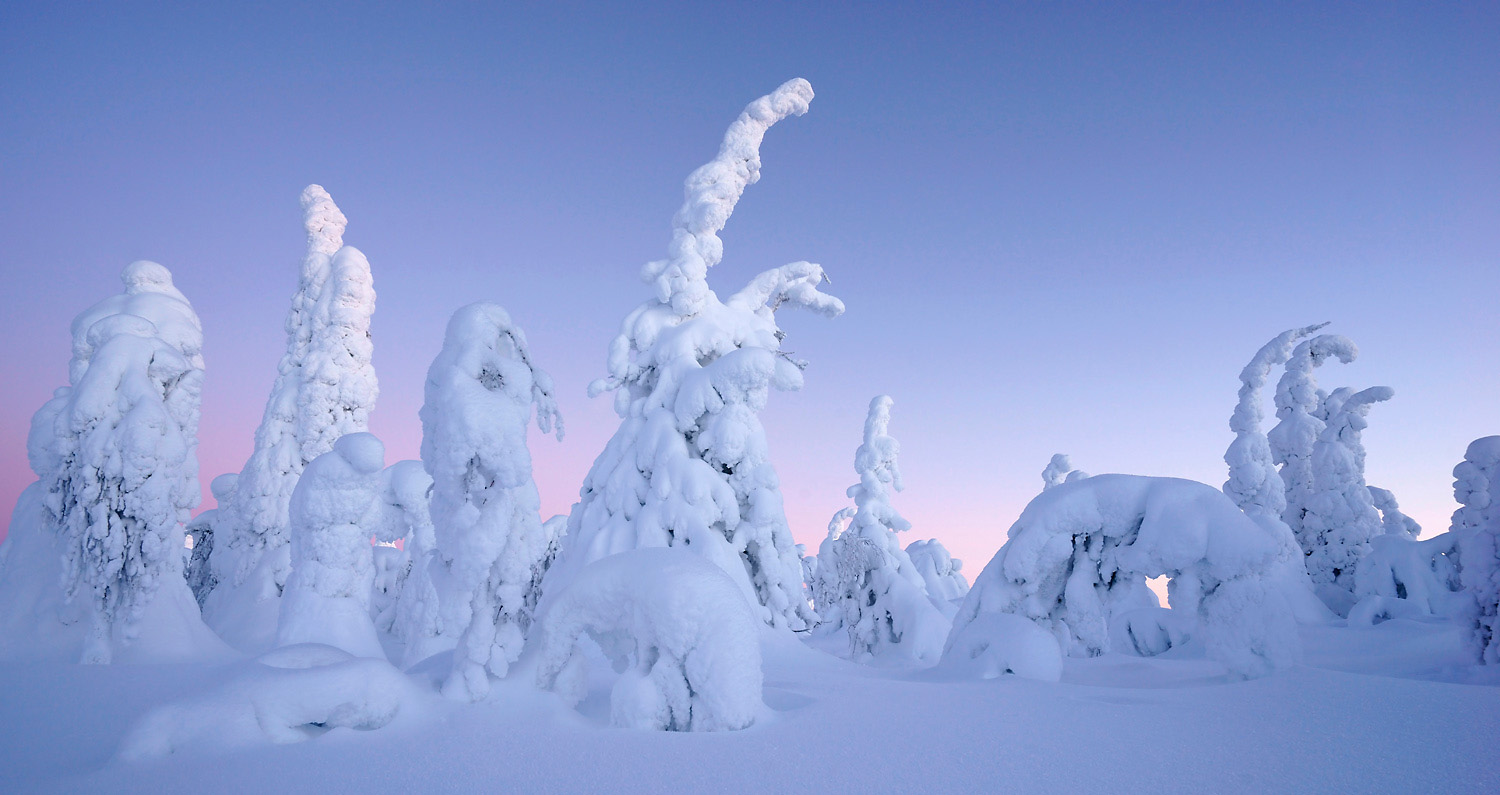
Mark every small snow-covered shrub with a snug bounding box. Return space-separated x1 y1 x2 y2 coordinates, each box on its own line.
945 475 1300 680
940 612 1063 682
1453 436 1500 662
547 79 841 633
535 548 763 732
1109 607 1195 657
276 433 387 658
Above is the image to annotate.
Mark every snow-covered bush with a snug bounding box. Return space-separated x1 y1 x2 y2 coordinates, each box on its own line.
275 433 386 659
185 474 239 608
1041 454 1087 491
945 475 1300 680
940 612 1063 682
206 185 377 652
1268 333 1357 545
1453 436 1500 662
535 548 763 732
420 302 563 700
815 397 950 663
1108 607 1196 657
906 538 970 608
546 79 842 633
1300 385 1393 606
20 262 224 664
1352 532 1464 623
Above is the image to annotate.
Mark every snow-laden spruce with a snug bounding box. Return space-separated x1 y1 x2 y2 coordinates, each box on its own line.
420 303 563 700
1268 333 1357 548
275 433 387 658
536 548 763 732
546 79 842 631
815 397 949 662
1299 385 1393 609
1041 454 1087 491
1453 436 1500 663
905 538 970 609
206 185 378 653
0 262 226 663
945 475 1300 680
1225 323 1327 516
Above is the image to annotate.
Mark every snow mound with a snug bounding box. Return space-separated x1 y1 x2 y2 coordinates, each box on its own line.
535 548 763 731
939 612 1063 682
1109 607 1196 657
946 475 1300 679
117 648 410 761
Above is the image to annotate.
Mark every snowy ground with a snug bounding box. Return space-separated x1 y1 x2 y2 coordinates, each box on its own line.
2 618 1495 794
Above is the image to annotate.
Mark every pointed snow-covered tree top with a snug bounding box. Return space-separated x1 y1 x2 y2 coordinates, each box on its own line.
1224 323 1328 516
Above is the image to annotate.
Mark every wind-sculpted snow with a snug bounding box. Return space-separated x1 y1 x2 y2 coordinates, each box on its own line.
550 79 841 632
1224 323 1327 516
420 303 563 700
207 185 377 654
535 548 763 731
815 397 950 663
1453 436 1500 663
275 433 386 658
946 475 1300 679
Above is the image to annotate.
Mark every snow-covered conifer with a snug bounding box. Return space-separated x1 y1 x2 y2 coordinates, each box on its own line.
1300 386 1392 602
1268 334 1357 546
275 433 386 658
815 397 949 663
206 185 377 652
185 474 238 608
1224 324 1328 515
421 302 563 700
546 79 842 632
905 538 970 609
1453 437 1500 662
1368 486 1421 539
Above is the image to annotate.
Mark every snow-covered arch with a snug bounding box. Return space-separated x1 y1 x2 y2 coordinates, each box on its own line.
945 475 1300 680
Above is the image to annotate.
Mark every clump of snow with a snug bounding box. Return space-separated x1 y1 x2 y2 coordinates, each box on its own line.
1041 454 1087 491
117 645 411 760
1453 436 1500 663
206 185 378 654
946 475 1300 679
536 548 763 731
939 612 1063 682
418 302 563 700
275 433 387 658
814 397 950 663
547 79 841 633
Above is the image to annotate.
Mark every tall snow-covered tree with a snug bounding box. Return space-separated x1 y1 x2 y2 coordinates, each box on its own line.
421 303 563 701
1300 385 1393 603
1224 324 1327 515
545 79 843 632
816 396 949 663
1268 333 1357 548
27 262 223 663
205 185 377 652
1453 436 1500 663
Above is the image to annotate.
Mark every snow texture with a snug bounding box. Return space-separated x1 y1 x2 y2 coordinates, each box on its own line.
419 302 563 700
548 79 842 632
946 475 1300 679
1453 436 1500 662
206 185 377 653
275 433 386 658
1268 333 1357 548
1300 385 1393 601
535 548 763 731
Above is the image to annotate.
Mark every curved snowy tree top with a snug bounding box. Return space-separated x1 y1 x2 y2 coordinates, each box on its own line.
1275 333 1358 415
1231 323 1328 435
301 184 347 258
1322 386 1393 432
67 261 203 384
854 395 903 497
427 301 563 440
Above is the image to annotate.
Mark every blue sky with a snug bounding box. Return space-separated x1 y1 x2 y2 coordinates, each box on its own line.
1 1 1496 570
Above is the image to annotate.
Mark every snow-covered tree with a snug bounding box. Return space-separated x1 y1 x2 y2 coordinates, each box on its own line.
815 397 949 663
1368 486 1421 539
1041 454 1088 491
545 79 843 632
275 432 386 658
1453 436 1500 663
363 460 429 639
421 302 563 701
1300 385 1393 604
905 539 970 609
1268 333 1357 546
1224 324 1327 515
26 262 222 663
206 185 378 652
184 474 239 608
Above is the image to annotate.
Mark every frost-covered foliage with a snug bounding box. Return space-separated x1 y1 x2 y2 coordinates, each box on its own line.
118 644 412 760
946 475 1300 679
207 185 377 652
275 433 386 658
25 262 215 664
1300 386 1393 601
814 397 949 663
1041 454 1087 491
1224 324 1327 516
905 538 970 608
1368 486 1421 539
185 474 239 608
536 548 763 732
548 79 842 632
420 303 563 700
1453 437 1500 663
1268 334 1357 545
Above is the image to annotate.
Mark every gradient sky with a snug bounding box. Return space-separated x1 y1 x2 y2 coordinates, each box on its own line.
1 2 1496 575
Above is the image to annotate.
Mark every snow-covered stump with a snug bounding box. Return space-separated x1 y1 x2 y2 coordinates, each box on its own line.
205 185 377 653
535 549 763 732
944 475 1301 680
1453 436 1500 663
545 79 842 634
418 303 563 701
816 397 950 663
275 433 387 659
